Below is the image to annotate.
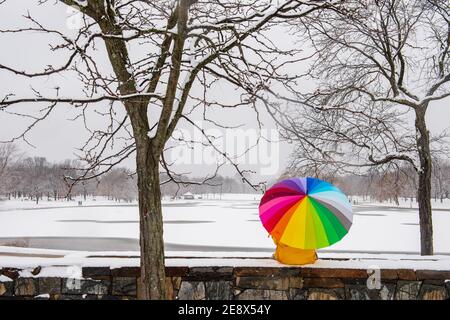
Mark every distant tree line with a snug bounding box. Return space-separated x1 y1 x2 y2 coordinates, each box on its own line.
341 160 450 205
283 158 450 205
0 144 258 203
0 144 138 203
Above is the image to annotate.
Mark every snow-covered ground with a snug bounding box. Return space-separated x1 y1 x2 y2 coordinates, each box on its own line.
350 196 450 209
0 195 449 258
0 195 450 269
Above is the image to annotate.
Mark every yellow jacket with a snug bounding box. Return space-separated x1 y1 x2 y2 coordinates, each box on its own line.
273 238 318 265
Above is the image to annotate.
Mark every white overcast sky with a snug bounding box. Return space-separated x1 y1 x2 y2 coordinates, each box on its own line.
0 2 448 179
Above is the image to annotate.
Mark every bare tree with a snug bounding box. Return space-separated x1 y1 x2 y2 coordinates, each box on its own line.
432 156 450 202
0 143 16 178
268 0 449 255
97 167 137 201
0 0 333 298
18 157 52 204
0 143 18 197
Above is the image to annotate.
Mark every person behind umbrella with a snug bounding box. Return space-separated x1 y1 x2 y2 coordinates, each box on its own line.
259 177 353 266
272 237 317 265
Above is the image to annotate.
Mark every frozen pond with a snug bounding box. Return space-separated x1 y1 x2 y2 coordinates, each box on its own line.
0 197 449 255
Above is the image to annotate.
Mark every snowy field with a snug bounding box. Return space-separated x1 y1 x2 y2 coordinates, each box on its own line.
0 194 449 259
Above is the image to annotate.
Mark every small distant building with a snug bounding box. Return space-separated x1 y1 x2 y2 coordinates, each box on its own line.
183 192 195 200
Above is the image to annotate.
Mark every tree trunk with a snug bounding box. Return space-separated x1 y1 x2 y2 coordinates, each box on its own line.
415 108 433 255
135 141 167 299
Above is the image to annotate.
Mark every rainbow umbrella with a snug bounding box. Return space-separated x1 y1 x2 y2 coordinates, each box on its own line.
259 177 352 249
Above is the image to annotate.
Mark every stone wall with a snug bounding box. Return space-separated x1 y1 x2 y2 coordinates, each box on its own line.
1 266 449 300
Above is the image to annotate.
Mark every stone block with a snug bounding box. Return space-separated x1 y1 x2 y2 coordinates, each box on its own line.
189 267 233 280
307 288 344 300
177 281 206 300
38 278 61 295
82 267 111 278
380 269 398 280
416 270 450 280
345 284 395 300
112 277 136 296
172 277 182 290
164 276 182 300
236 276 289 290
166 267 189 277
62 278 110 295
397 269 417 280
301 268 368 279
303 277 344 288
288 288 307 300
14 278 38 296
234 267 299 277
111 267 140 277
418 284 448 300
289 276 304 289
205 281 232 300
0 278 13 296
394 281 421 300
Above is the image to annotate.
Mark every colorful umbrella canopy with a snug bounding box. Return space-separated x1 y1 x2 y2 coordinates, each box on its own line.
259 177 352 249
